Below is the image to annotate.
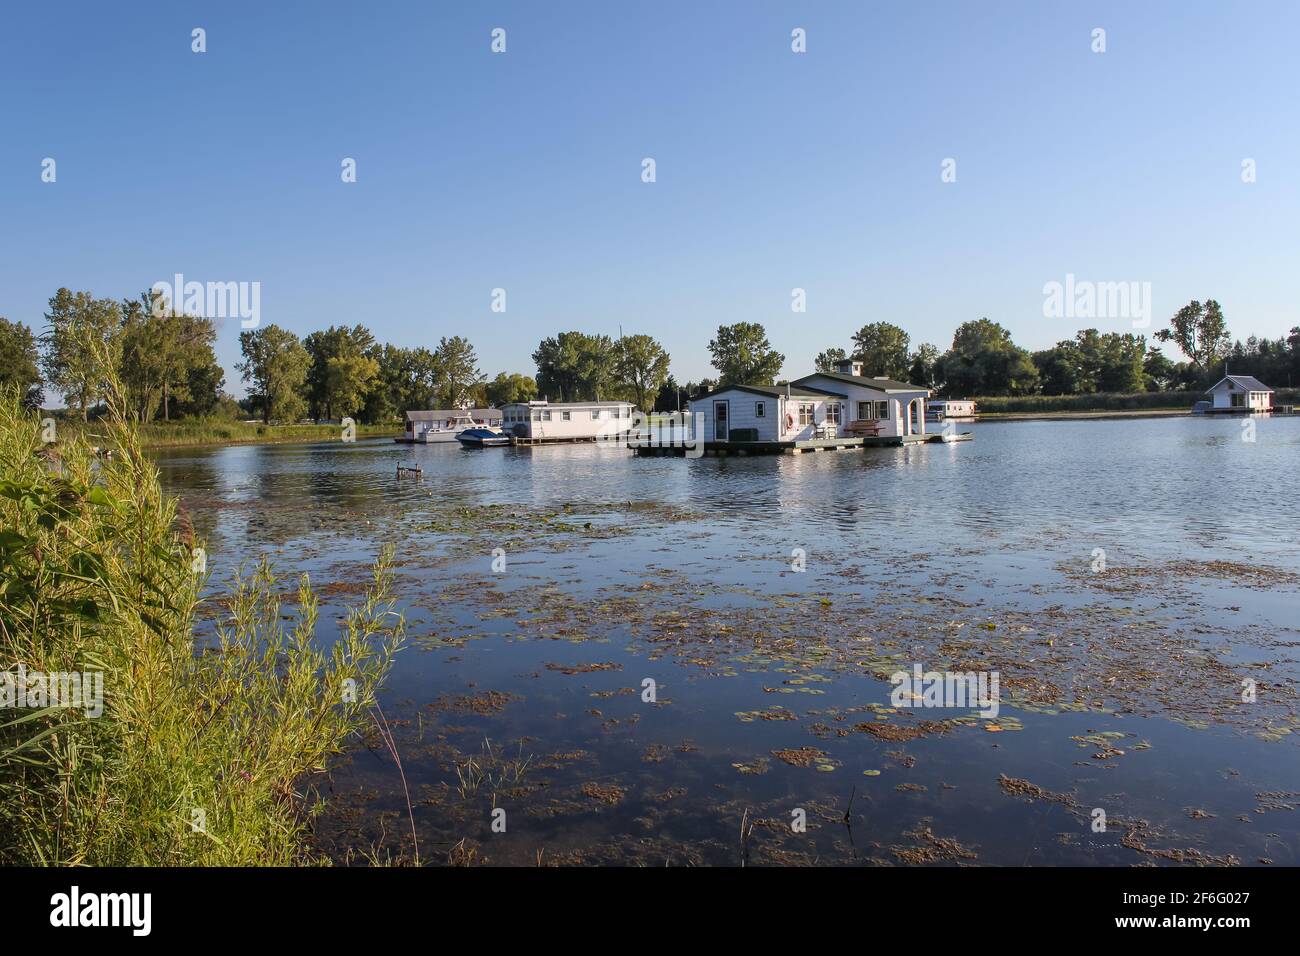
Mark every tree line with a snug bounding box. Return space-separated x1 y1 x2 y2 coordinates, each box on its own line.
0 289 679 424
709 300 1299 398
3 290 1296 422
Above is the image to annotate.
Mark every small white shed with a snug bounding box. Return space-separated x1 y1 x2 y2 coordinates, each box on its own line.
1206 375 1273 412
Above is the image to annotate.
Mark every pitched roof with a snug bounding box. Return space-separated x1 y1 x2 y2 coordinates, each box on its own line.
405 408 499 421
1208 375 1273 393
794 371 929 393
499 400 633 408
695 384 846 400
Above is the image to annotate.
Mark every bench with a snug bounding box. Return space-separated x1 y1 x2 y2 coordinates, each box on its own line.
845 419 884 437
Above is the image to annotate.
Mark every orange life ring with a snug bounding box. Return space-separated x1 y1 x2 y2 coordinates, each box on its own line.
785 412 795 429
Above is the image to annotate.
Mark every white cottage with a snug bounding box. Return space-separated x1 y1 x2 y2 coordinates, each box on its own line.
792 360 932 438
1206 374 1273 412
499 399 636 440
690 384 848 443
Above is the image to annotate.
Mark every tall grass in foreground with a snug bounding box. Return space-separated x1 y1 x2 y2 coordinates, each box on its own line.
0 386 403 865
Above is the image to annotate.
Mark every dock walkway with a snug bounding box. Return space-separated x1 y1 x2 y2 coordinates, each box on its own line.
633 432 973 457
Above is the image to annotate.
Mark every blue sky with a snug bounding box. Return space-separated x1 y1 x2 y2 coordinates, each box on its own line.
2 1 1297 396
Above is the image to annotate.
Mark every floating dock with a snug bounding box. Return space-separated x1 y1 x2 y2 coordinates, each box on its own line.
633 432 972 457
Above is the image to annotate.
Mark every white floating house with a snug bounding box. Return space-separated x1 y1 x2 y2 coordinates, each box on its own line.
795 361 932 437
499 399 636 442
927 399 977 420
1206 374 1274 412
690 359 932 443
690 384 847 442
403 408 501 441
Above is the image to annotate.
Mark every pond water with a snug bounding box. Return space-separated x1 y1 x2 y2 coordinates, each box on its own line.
154 414 1300 866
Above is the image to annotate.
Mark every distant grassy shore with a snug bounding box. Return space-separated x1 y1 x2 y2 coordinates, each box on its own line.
973 388 1299 419
50 418 397 449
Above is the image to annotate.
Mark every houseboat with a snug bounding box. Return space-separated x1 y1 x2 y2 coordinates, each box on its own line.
927 399 977 421
498 400 636 443
398 408 502 443
1204 374 1274 413
677 359 961 456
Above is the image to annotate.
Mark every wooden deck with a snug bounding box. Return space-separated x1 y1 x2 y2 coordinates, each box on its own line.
633 432 972 457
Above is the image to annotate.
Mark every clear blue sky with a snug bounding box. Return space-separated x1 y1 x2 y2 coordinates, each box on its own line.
2 1 1297 397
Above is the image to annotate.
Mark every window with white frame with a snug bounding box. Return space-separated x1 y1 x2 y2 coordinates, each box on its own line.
799 403 814 426
755 401 765 418
562 411 571 421
591 409 601 420
875 400 889 419
826 402 841 425
542 410 551 421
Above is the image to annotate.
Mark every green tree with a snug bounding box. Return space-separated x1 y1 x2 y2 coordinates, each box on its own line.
814 347 847 373
0 317 42 408
41 288 122 419
485 371 538 406
237 325 311 423
1155 299 1230 370
907 343 940 388
304 325 377 420
936 318 1038 396
708 322 784 386
614 334 670 411
118 291 219 421
325 353 380 418
533 332 617 400
851 322 911 379
433 336 485 408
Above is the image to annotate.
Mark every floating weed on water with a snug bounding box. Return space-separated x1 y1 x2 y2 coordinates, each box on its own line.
771 747 828 768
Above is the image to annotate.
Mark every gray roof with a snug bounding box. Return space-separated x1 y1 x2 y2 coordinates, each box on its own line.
698 384 846 400
405 408 500 421
1208 375 1273 393
499 400 633 408
794 371 929 393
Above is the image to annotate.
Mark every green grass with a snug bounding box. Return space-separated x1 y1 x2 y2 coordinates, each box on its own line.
0 388 403 865
42 416 397 449
138 418 394 448
972 388 1300 414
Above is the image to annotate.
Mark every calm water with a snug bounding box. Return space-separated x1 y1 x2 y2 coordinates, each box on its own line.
155 415 1300 866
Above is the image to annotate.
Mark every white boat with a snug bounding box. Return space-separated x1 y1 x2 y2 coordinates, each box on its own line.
401 408 504 443
419 411 480 443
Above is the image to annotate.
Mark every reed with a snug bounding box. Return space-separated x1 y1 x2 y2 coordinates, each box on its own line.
0 380 403 865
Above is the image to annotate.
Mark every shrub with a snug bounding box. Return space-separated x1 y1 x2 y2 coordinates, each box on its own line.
0 387 402 865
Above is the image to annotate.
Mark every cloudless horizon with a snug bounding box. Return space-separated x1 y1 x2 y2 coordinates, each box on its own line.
3 1 1298 401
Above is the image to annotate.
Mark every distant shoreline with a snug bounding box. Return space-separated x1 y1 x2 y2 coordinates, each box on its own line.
976 408 1191 423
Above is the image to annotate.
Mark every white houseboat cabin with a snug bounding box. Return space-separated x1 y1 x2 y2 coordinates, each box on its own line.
690 384 847 443
690 360 933 443
927 399 977 420
404 408 501 442
1206 374 1274 412
499 400 636 440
